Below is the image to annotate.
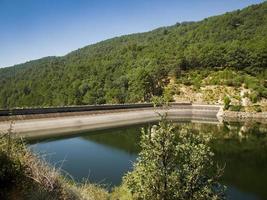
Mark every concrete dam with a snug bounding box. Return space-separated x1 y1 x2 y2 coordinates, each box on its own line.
0 103 222 139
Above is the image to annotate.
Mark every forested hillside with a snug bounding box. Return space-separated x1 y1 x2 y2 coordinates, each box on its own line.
0 2 266 109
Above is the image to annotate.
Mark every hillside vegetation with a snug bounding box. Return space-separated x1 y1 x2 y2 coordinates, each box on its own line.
0 2 266 109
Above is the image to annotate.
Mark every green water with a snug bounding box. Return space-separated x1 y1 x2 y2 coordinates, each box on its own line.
29 121 267 200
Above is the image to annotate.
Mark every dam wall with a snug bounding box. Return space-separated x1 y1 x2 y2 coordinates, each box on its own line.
0 104 222 140
0 103 194 116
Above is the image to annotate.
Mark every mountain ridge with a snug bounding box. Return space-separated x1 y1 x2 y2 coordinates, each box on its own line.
1 2 262 69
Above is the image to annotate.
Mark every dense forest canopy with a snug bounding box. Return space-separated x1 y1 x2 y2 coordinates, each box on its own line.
0 2 266 108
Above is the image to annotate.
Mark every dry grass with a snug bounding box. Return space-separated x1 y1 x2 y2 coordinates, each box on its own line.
110 184 133 200
0 122 109 200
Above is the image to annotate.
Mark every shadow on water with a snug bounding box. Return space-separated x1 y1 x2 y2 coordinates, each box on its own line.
28 121 267 200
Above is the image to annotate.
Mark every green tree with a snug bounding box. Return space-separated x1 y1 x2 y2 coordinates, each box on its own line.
124 116 225 200
127 67 153 102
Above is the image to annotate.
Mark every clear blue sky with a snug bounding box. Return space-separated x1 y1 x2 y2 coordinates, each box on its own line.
0 0 264 68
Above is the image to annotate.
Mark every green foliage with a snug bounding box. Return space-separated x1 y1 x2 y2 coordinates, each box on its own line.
110 184 133 200
124 116 225 200
163 87 176 102
253 105 262 112
223 96 231 110
249 92 260 103
0 137 25 198
151 96 165 107
229 105 244 112
208 69 243 87
0 2 267 108
177 67 267 103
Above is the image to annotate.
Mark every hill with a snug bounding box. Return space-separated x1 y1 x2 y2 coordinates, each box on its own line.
0 2 266 109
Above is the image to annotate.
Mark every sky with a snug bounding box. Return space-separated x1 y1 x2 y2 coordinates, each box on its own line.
0 0 265 68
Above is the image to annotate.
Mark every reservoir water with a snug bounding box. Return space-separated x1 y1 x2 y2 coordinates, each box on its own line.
28 121 267 200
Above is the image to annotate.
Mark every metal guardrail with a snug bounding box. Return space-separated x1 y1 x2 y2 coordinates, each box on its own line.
0 104 151 116
0 109 9 116
0 103 196 116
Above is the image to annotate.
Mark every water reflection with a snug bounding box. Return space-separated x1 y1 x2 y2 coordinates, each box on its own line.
29 121 267 200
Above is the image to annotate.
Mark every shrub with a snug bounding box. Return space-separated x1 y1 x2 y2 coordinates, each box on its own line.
249 92 260 103
253 105 262 112
229 105 243 112
110 184 133 200
0 124 25 197
261 89 267 98
151 96 165 107
124 115 225 200
257 86 267 99
163 87 175 103
0 148 24 197
244 76 259 90
223 96 231 110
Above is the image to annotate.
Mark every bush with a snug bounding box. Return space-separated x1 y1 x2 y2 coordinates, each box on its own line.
257 87 267 99
229 105 243 112
163 87 175 103
0 133 26 199
0 151 24 198
249 92 260 103
151 96 165 107
110 184 133 200
253 105 262 112
223 96 231 110
124 115 225 200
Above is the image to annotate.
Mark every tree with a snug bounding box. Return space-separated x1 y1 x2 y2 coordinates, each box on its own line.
127 67 153 102
124 115 225 200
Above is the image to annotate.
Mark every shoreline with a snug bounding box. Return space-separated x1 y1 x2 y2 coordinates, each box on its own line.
1 104 266 140
222 110 267 123
0 105 220 139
